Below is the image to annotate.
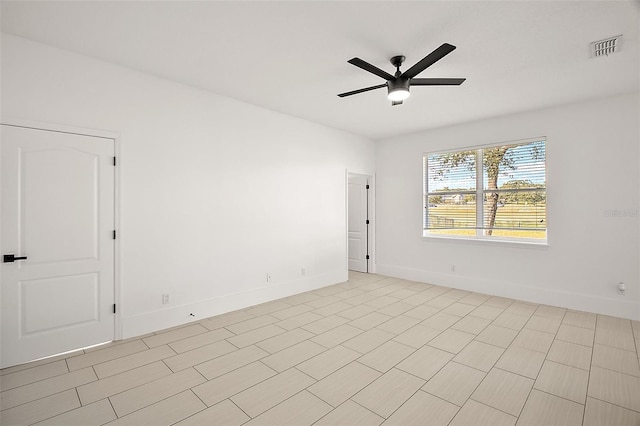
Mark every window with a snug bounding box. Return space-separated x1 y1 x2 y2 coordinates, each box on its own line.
424 138 546 242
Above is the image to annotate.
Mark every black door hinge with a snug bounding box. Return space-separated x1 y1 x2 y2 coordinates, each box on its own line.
366 255 370 260
113 157 117 166
112 230 116 240
366 220 370 225
366 184 370 189
113 304 116 313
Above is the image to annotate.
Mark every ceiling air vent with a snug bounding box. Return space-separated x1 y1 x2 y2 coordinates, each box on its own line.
591 35 621 57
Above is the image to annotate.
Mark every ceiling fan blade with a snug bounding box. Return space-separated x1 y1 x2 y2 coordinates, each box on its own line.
337 84 387 98
348 58 395 81
401 43 456 79
410 78 466 86
392 100 403 106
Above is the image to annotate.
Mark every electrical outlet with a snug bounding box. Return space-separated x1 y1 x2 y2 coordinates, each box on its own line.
617 282 626 295
162 293 170 304
266 273 272 283
301 267 306 276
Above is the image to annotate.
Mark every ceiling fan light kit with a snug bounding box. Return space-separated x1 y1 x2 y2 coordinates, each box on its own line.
338 43 466 106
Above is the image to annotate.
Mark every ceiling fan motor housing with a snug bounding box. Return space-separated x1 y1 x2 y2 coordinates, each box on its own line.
388 77 410 100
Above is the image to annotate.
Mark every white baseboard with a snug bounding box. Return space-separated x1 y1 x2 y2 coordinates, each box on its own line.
376 264 640 321
120 269 348 339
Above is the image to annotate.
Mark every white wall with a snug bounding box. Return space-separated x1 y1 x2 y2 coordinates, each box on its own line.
376 93 640 320
1 35 376 338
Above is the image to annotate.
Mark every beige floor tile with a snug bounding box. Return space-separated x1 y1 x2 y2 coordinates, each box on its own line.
358 340 415 373
469 305 505 320
594 328 637 352
200 310 254 331
449 399 516 426
270 304 313 320
393 324 441 348
33 398 116 426
314 400 383 426
422 362 485 406
143 324 208 348
175 399 249 426
302 315 349 335
261 340 326 372
442 302 476 317
597 315 632 331
225 314 279 334
425 295 458 309
546 339 593 370
453 341 504 372
534 305 566 319
246 300 292 317
311 301 352 317
352 368 425 418
1 367 95 410
164 340 237 372
587 366 640 411
339 326 392 352
107 390 205 426
243 390 332 426
511 328 554 353
377 301 415 317
93 345 175 378
383 390 459 425
275 311 325 330
304 295 340 308
376 315 420 335
556 323 594 347
67 340 148 371
525 315 562 334
296 345 360 379
563 310 597 329
492 313 530 331
350 312 393 331
484 296 515 309
397 345 453 380
366 295 400 309
422 312 461 330
338 304 378 320
0 350 83 377
516 389 583 426
0 389 80 426
475 324 518 348
195 345 268 380
583 397 640 426
311 324 364 348
256 328 314 353
77 361 172 405
388 288 421 300
308 361 381 407
230 367 315 417
168 328 234 353
226 324 286 348
503 301 538 317
192 361 276 406
471 368 533 416
0 360 68 391
451 316 491 335
109 367 205 417
457 293 491 306
534 360 589 404
593 344 640 376
403 304 440 320
428 329 475 354
282 291 320 305
495 346 546 379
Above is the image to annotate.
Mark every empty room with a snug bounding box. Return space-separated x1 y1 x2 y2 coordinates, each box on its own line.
1 1 639 425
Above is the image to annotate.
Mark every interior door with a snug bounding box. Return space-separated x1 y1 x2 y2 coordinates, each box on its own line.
1 124 116 368
348 174 369 272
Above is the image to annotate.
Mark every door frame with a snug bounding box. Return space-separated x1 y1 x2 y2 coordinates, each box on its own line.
346 171 375 274
1 116 122 343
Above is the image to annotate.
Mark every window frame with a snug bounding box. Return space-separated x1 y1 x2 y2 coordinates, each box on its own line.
423 137 547 245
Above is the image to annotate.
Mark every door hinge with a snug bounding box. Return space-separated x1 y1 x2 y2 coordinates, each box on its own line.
112 230 116 240
366 255 370 260
366 220 370 225
113 156 117 166
113 304 116 313
366 184 370 189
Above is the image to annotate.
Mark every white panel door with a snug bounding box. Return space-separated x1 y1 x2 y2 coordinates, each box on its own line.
348 174 369 272
1 125 115 368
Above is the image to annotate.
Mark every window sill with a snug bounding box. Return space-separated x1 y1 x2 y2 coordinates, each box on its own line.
421 234 549 250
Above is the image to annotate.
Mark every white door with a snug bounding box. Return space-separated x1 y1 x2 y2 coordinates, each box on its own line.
1 124 116 368
348 174 369 272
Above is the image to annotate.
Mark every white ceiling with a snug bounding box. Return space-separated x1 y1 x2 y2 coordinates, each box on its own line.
1 1 639 140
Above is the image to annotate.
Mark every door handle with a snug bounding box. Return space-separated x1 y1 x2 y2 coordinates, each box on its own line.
3 254 28 263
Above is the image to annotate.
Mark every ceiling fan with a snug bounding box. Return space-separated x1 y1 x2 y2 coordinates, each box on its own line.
338 43 465 106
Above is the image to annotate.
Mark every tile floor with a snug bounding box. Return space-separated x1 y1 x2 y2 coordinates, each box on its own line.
1 272 640 425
